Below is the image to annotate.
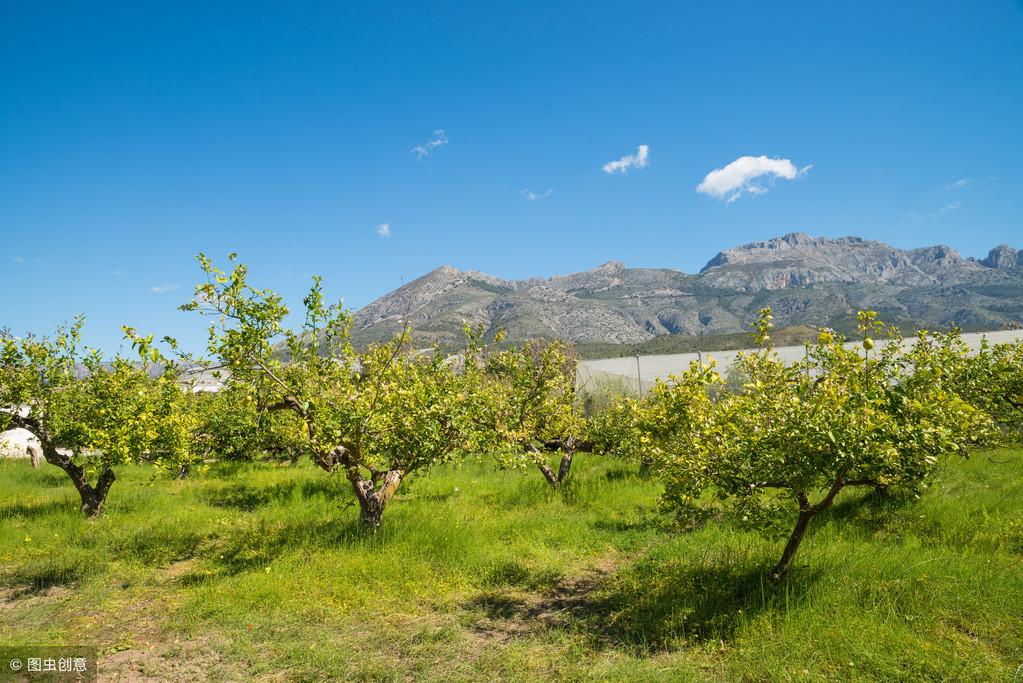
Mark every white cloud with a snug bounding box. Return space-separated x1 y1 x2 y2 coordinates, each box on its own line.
520 188 553 201
13 256 25 264
697 155 812 202
904 201 964 222
376 223 391 238
948 177 971 189
112 269 128 276
411 129 448 159
150 284 179 294
602 145 649 175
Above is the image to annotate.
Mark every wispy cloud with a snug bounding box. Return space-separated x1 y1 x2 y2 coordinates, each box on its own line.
13 256 25 264
150 284 179 294
376 223 391 238
903 201 964 223
948 177 971 189
697 155 811 202
520 188 553 201
411 129 448 159
603 145 649 175
112 269 128 276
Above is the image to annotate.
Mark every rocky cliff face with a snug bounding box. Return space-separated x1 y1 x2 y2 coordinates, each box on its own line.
351 233 1023 348
982 245 1023 270
697 233 985 291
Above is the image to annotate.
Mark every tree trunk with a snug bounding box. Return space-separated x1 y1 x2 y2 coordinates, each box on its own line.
536 452 574 489
50 455 116 517
769 477 847 582
357 493 385 529
353 469 404 529
12 416 116 516
532 439 577 489
557 450 574 482
27 442 42 469
770 508 814 583
537 461 560 488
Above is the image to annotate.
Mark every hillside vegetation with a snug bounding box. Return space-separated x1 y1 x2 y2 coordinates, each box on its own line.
574 325 820 359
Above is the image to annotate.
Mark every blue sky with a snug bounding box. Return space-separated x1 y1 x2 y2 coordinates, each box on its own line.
2 1 1022 353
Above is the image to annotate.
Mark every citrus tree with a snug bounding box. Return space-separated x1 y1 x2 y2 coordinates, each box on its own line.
658 309 991 581
484 339 590 488
184 384 308 464
181 254 495 528
938 333 1023 438
588 360 720 482
0 320 196 516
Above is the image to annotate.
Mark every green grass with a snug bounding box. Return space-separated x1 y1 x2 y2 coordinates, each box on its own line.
1 451 1021 681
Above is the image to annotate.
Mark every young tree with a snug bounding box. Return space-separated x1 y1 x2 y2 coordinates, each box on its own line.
485 339 589 488
0 320 196 516
181 254 493 528
657 309 991 581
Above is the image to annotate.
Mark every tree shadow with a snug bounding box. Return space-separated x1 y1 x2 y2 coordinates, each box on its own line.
189 512 392 578
466 552 821 651
588 561 821 649
0 497 78 520
816 487 915 534
4 557 95 594
588 516 659 533
200 477 345 511
602 467 634 482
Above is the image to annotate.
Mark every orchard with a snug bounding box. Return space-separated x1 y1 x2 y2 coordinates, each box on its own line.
2 255 1021 580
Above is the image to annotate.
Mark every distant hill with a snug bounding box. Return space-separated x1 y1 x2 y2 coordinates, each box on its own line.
350 233 1023 351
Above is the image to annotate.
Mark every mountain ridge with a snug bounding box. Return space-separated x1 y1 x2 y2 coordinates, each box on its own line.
351 233 1023 348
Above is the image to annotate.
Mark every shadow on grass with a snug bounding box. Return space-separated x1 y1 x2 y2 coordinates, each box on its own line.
588 516 659 534
189 512 396 579
816 487 915 535
4 555 97 594
201 477 345 511
466 552 821 651
602 467 634 482
0 497 78 520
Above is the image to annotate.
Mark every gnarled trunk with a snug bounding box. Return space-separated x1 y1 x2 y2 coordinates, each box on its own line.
321 445 405 530
12 415 116 516
534 437 578 489
50 454 116 517
27 441 42 469
351 468 404 529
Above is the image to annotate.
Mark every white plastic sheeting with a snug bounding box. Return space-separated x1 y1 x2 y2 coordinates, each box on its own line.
577 330 1023 395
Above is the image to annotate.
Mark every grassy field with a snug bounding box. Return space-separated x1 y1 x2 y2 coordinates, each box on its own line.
1 450 1021 681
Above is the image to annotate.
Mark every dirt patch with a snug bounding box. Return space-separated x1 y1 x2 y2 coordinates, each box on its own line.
99 635 234 682
155 559 199 584
0 583 71 612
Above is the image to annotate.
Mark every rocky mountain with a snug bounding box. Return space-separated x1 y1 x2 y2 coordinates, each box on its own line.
351 233 1023 349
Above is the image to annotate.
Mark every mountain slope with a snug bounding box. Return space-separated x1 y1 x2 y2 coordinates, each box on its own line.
351 233 1023 348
